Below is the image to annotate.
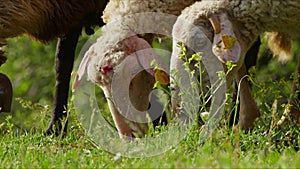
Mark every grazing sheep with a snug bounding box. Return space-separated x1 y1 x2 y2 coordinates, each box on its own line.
0 0 109 135
77 33 168 138
171 0 300 129
76 0 199 138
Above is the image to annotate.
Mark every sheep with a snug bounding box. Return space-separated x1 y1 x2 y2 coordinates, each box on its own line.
170 0 300 129
0 0 109 135
75 0 199 139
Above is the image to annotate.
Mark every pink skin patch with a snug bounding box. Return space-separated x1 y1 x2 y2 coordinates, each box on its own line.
101 64 113 75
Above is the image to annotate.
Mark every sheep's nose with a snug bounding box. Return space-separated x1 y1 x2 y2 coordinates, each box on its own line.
0 73 13 112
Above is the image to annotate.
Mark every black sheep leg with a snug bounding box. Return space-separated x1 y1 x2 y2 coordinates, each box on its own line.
288 54 300 124
45 28 81 136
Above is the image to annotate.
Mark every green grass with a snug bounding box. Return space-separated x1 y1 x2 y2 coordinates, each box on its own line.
0 35 300 168
0 109 299 168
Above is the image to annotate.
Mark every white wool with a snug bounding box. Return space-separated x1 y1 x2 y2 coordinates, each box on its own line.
86 0 200 87
177 0 300 61
103 0 197 24
78 0 201 137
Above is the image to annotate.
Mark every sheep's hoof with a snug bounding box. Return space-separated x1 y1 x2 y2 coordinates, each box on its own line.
44 118 68 137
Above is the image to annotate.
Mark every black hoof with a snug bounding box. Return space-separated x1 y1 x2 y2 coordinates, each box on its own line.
44 119 68 137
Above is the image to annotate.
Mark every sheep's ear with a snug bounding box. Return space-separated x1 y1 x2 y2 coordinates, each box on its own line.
73 45 95 91
208 13 241 63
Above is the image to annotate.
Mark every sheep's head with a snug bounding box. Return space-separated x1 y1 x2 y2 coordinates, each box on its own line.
173 0 258 70
175 10 258 70
74 33 169 138
208 11 260 68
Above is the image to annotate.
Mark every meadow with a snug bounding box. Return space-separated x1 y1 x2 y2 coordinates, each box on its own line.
0 34 299 168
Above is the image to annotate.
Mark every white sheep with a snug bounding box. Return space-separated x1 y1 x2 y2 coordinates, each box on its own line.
171 0 300 129
75 0 199 139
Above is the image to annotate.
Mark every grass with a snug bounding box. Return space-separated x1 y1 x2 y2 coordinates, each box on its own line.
0 108 299 168
0 35 300 168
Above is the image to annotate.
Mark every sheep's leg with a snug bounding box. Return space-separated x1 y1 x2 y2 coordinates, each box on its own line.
287 54 300 124
244 38 260 72
236 64 260 130
45 28 81 136
0 73 13 112
0 55 6 66
279 54 300 125
230 38 261 125
0 40 7 66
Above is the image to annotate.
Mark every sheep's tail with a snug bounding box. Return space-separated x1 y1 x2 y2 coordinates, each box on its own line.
265 32 293 63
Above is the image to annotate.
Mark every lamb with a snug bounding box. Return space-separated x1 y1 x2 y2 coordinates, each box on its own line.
75 0 199 139
170 0 300 129
0 0 109 135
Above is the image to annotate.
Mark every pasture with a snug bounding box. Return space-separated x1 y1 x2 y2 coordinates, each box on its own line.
0 35 299 168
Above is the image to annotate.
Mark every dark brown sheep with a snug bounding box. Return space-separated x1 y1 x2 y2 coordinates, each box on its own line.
0 0 106 44
0 0 109 135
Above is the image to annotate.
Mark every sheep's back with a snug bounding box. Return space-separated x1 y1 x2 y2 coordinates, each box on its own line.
227 0 300 39
0 0 106 42
102 0 199 24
